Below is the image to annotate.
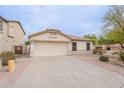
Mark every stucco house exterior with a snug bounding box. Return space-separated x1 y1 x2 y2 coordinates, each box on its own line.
29 28 93 56
97 44 124 53
0 16 26 54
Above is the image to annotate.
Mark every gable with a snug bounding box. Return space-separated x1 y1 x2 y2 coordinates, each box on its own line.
29 31 71 42
9 21 26 35
0 16 26 35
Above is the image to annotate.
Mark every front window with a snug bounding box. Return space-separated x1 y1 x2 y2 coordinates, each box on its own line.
72 42 77 51
0 21 3 31
49 32 57 37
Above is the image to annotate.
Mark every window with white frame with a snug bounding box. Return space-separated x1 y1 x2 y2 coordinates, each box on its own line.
0 21 3 31
49 31 57 37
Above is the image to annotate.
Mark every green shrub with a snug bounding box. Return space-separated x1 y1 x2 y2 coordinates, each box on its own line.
0 51 15 66
99 56 109 62
119 52 124 61
92 50 97 54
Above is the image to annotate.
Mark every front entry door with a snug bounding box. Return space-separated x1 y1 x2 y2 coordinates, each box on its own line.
86 43 90 51
72 42 77 51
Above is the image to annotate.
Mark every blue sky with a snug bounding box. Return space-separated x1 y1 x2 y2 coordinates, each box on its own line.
0 5 109 36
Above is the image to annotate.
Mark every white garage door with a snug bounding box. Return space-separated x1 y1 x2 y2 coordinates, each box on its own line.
33 42 69 56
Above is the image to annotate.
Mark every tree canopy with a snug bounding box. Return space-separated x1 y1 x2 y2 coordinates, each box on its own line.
103 5 124 32
83 34 98 45
102 5 124 48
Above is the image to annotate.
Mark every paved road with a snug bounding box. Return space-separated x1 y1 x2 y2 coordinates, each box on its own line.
11 56 124 88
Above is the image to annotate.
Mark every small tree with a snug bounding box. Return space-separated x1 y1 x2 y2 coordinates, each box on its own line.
25 41 30 46
0 51 15 66
103 5 124 32
105 29 124 49
97 36 111 45
103 5 124 49
83 34 98 45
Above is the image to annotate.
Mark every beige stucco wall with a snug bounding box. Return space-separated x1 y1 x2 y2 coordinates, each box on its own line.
8 22 25 46
8 23 15 37
30 32 71 42
0 19 25 54
0 33 3 53
90 42 93 50
7 37 14 51
70 41 93 51
0 19 3 52
77 41 87 50
0 19 8 53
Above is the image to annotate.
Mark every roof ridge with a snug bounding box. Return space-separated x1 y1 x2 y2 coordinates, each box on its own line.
0 16 20 22
46 28 61 32
0 16 8 22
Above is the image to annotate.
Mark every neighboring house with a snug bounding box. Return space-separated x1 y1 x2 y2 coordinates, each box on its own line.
94 44 124 54
105 44 124 52
0 16 26 54
29 28 93 56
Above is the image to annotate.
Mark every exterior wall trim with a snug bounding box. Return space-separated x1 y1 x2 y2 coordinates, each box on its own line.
33 40 71 43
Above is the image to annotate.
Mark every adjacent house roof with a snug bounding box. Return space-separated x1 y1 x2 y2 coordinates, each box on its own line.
66 34 92 41
0 16 26 35
29 28 93 42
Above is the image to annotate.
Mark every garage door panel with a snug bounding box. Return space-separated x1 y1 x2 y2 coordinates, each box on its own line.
34 42 68 56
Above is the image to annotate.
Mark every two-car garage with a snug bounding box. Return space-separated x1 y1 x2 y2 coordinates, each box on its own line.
32 41 69 56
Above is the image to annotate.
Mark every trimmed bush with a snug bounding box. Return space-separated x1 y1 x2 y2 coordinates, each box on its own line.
92 49 97 54
99 56 109 62
0 51 15 66
93 49 103 55
119 52 124 62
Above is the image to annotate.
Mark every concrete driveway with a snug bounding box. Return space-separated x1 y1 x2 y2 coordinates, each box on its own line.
10 56 124 88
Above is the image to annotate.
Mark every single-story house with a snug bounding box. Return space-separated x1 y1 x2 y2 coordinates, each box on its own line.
0 16 26 54
29 28 93 56
94 44 124 55
105 44 124 52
